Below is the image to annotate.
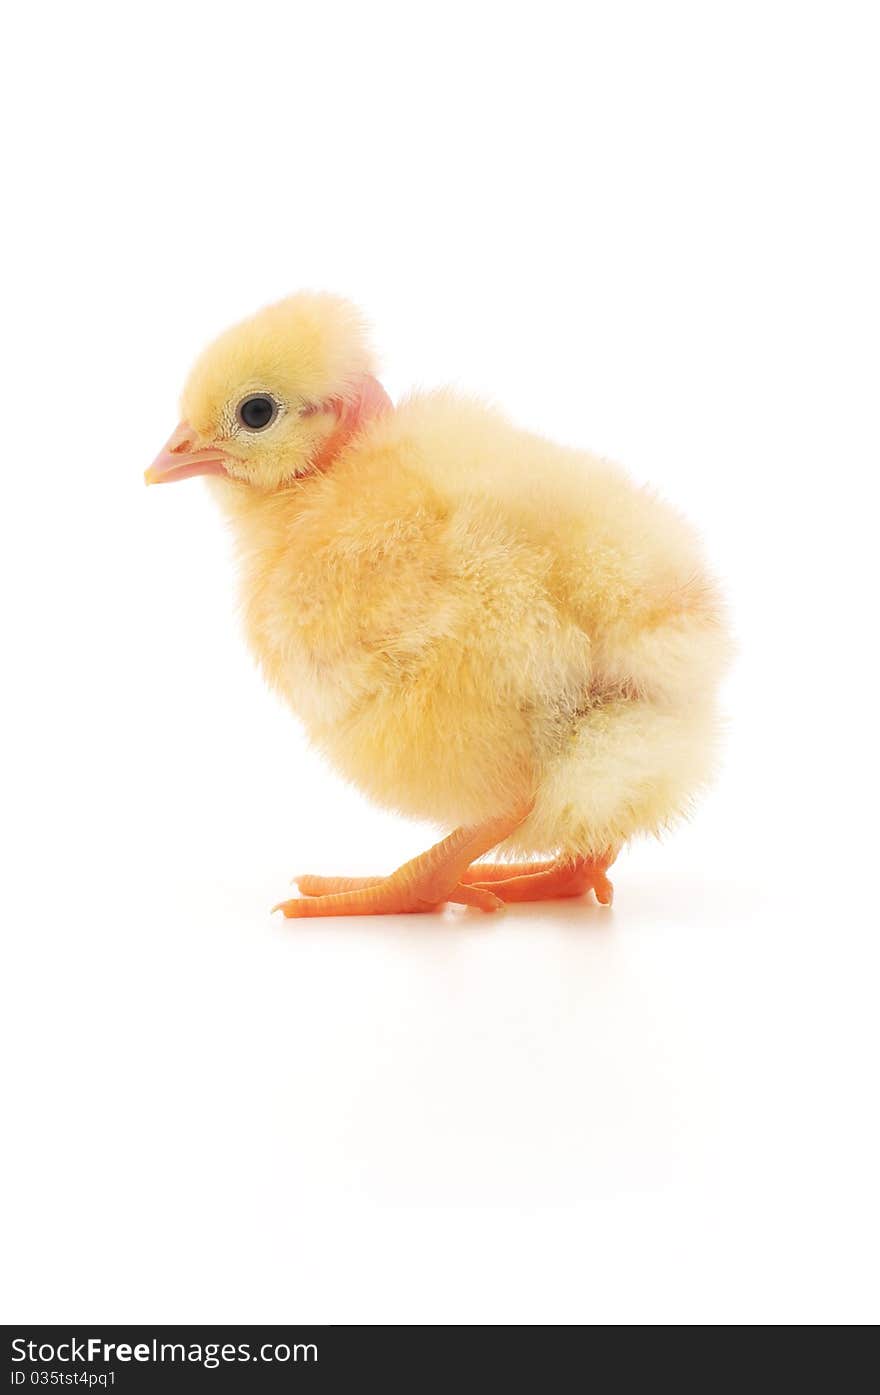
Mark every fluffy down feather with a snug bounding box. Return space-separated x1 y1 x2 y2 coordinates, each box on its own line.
165 294 731 865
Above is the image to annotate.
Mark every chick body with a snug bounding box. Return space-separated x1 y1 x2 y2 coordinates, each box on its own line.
212 383 729 861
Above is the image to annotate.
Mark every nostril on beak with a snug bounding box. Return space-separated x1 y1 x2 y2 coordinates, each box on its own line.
167 421 198 454
146 419 230 485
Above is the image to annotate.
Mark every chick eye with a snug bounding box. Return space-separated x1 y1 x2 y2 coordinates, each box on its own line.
237 395 278 431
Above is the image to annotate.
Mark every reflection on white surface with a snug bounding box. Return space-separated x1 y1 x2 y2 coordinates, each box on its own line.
6 816 876 1321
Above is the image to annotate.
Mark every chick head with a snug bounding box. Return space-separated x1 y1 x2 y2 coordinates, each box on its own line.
146 293 382 491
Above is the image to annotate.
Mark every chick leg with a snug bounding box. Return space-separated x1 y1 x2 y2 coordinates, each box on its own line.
470 853 616 905
276 806 530 918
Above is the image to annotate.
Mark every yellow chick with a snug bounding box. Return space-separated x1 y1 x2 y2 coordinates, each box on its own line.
147 294 730 916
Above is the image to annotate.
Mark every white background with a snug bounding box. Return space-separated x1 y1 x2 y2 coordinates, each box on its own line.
2 1 878 1325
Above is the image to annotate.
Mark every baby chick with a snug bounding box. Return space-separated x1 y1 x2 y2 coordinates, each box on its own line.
147 294 730 916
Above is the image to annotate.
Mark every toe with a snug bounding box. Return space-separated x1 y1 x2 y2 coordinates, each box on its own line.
295 874 383 896
592 873 614 905
274 883 432 917
449 883 505 912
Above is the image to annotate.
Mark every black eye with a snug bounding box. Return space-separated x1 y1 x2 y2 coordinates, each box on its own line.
237 395 277 431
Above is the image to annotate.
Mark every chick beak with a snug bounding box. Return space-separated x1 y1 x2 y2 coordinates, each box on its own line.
145 422 231 485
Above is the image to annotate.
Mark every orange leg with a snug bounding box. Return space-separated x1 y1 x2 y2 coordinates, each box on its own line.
276 806 530 918
471 853 616 905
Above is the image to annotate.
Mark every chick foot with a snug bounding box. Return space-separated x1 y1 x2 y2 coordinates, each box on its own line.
469 855 615 905
276 806 530 918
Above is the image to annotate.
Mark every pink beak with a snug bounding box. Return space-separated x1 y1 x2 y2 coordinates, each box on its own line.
145 422 231 485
